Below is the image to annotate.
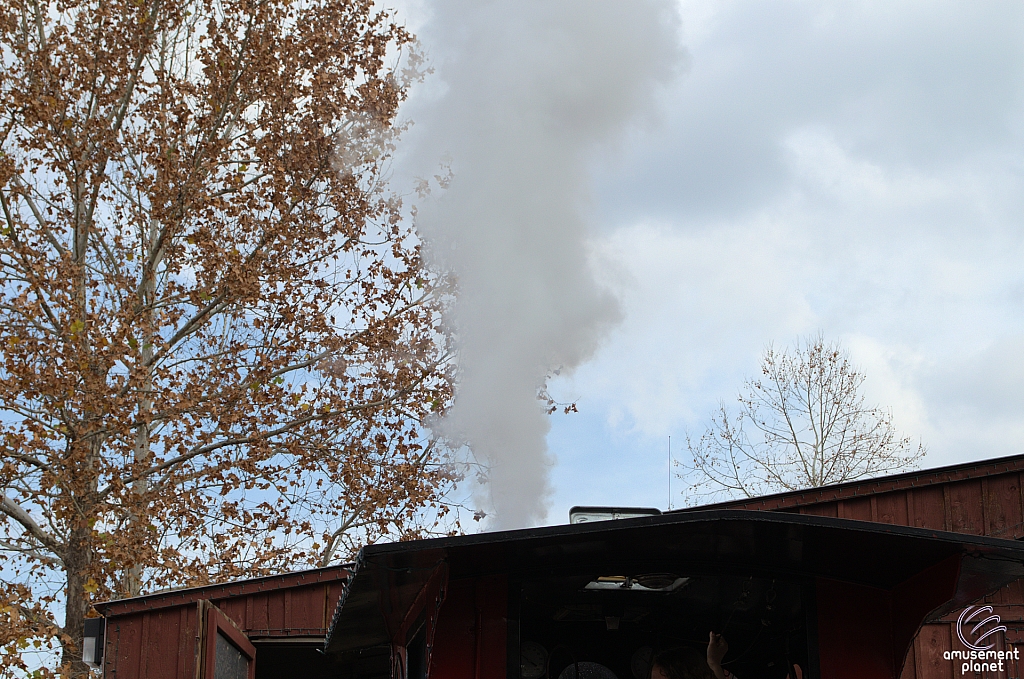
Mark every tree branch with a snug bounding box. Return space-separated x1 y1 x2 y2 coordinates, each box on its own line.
0 494 64 555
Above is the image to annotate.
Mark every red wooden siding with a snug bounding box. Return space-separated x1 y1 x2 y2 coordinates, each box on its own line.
430 574 508 679
693 454 1024 679
211 580 344 638
105 606 200 679
817 579 895 679
99 567 349 679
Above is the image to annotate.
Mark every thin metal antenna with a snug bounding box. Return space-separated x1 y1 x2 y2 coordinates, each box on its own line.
668 435 672 511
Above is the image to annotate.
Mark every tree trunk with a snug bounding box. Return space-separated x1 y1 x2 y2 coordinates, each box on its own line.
125 221 160 597
61 524 92 677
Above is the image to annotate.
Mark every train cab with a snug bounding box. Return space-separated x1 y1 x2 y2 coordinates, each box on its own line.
325 510 1024 679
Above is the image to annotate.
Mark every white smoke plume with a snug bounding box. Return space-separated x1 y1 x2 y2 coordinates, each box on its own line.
404 0 683 528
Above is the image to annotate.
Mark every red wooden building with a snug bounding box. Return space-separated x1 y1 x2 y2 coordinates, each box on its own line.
682 452 1024 679
90 453 1024 679
93 566 352 679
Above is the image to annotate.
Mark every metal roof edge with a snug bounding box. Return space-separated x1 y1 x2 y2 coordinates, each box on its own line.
322 551 364 653
359 509 1024 562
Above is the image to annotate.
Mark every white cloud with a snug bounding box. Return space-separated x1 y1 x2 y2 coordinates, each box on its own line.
548 109 1024 517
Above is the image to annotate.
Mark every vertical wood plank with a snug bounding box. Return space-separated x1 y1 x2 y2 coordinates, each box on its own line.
1018 471 1024 537
284 587 292 630
943 486 952 531
911 487 946 529
981 477 990 535
900 634 916 679
844 497 873 521
946 481 985 535
914 624 954 679
907 489 916 529
176 606 190 679
983 474 1023 538
876 492 907 525
139 608 151 679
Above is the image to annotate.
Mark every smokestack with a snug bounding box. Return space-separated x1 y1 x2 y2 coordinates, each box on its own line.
405 0 683 528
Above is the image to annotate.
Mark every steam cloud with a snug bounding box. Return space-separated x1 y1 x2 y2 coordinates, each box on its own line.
406 0 682 528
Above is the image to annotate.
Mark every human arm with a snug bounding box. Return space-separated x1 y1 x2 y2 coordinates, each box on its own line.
707 631 728 679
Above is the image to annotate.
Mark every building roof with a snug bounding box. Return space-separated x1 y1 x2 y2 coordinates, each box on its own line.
95 563 353 617
671 452 1024 513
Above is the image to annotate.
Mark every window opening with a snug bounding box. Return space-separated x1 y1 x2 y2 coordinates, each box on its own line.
518 574 809 679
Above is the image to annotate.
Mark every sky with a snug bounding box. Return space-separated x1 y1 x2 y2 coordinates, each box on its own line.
391 0 1024 528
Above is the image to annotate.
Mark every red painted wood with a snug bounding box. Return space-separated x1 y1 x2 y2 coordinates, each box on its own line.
890 556 961 675
912 486 946 530
913 625 953 679
798 504 838 518
430 574 507 679
900 636 917 679
102 577 346 678
947 481 985 535
148 608 191 679
267 589 286 633
176 605 194 679
430 579 478 679
325 582 343 630
876 492 907 525
288 585 318 630
816 578 894 679
204 603 256 679
844 497 873 521
984 474 1023 538
683 453 1024 514
216 597 247 631
104 609 195 679
95 565 350 617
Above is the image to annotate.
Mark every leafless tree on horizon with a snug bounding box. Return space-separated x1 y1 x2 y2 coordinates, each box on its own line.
680 334 925 503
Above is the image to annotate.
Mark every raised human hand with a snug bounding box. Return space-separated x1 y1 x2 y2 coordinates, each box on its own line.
707 631 729 679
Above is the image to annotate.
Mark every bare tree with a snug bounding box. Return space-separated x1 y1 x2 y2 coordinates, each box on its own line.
0 0 458 675
681 335 925 502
